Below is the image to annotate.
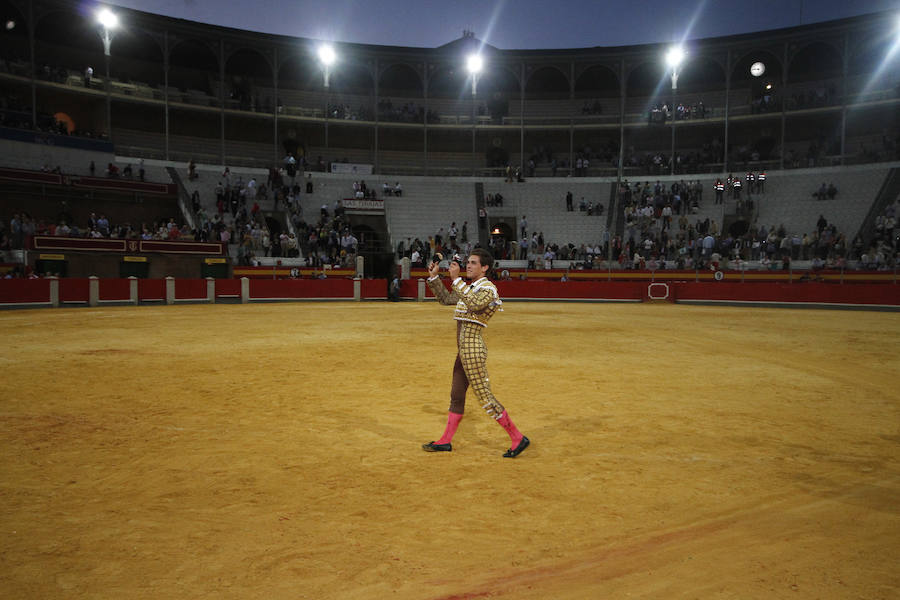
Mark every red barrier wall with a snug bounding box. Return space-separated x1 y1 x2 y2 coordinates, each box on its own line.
401 279 646 301
0 278 896 308
496 280 645 300
672 282 900 305
59 278 89 303
361 279 387 299
99 278 131 301
215 279 241 297
175 279 208 300
0 279 50 304
250 278 354 299
139 279 165 301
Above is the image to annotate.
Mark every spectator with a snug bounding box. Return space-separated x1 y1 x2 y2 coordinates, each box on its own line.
814 183 827 200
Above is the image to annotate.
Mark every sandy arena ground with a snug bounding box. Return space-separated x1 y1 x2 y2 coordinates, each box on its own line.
0 301 898 599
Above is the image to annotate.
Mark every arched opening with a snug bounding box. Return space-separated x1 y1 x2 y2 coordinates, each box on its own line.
0 0 28 66
787 41 843 110
788 41 842 83
329 61 374 95
478 66 518 122
326 60 375 120
574 64 620 97
849 33 900 97
34 10 102 75
428 64 469 100
378 63 424 122
677 56 725 93
278 51 321 91
525 65 569 98
379 63 423 97
169 39 218 96
732 49 783 85
225 47 273 111
105 27 164 86
626 60 667 97
626 60 669 115
575 64 620 116
732 50 784 113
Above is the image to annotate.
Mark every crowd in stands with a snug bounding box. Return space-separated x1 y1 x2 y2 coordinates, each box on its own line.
402 178 895 273
581 100 604 115
193 168 282 265
863 200 898 269
648 100 708 122
348 179 402 199
619 142 720 175
520 138 722 177
609 178 896 270
328 103 371 121
572 194 607 216
2 209 194 251
397 221 471 268
813 182 839 200
787 85 838 111
377 99 439 124
290 201 358 269
0 92 104 139
191 165 368 269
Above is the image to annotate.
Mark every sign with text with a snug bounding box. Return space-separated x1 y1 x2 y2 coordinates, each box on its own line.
330 162 373 175
341 198 385 213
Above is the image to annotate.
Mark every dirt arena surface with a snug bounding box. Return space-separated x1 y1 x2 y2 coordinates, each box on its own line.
1 301 898 599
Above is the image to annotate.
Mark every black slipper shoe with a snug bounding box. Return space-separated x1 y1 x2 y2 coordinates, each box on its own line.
422 441 452 452
503 436 530 458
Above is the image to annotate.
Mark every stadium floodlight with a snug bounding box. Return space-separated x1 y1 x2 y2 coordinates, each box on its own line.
318 44 336 90
95 7 119 143
97 8 118 30
665 45 686 175
665 46 685 69
465 53 484 174
467 54 483 75
318 45 336 67
467 54 483 99
97 8 118 57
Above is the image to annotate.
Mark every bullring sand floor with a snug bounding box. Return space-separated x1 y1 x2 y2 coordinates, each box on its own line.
1 302 898 599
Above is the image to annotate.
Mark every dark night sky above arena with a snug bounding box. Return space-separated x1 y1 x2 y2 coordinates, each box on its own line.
105 0 900 49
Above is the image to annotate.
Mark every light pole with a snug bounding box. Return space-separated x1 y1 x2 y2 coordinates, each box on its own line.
467 54 482 176
666 46 684 175
97 8 118 143
319 44 336 153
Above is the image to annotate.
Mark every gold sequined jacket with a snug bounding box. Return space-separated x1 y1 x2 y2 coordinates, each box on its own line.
427 276 503 327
